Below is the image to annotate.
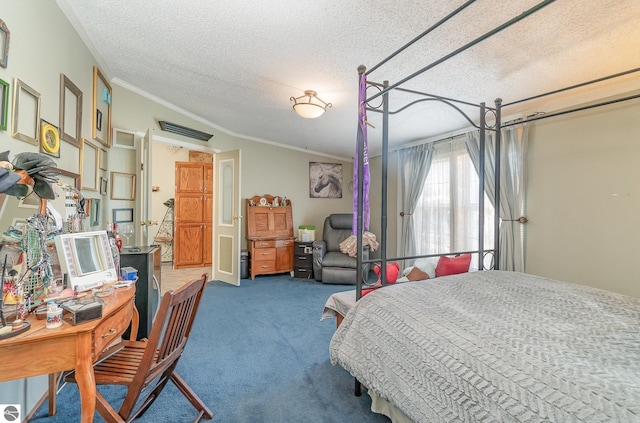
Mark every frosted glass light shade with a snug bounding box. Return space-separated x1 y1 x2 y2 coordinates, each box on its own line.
290 90 332 119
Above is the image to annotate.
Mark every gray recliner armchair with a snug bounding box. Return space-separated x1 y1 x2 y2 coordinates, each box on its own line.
312 214 369 285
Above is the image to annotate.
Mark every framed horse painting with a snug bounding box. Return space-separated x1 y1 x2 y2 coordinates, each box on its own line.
309 162 342 198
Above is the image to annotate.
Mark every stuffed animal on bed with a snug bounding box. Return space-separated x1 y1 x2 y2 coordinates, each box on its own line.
361 262 401 297
374 262 400 284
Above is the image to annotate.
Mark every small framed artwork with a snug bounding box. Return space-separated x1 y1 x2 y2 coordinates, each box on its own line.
0 19 9 68
309 162 343 198
99 148 108 170
110 172 136 200
96 109 102 131
99 177 108 195
59 73 82 147
80 138 100 191
90 198 101 226
11 78 41 146
57 168 81 190
40 119 60 158
0 78 8 131
112 208 134 223
92 66 112 147
112 128 137 149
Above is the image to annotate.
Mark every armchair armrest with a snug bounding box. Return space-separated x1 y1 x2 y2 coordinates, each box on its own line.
312 240 326 281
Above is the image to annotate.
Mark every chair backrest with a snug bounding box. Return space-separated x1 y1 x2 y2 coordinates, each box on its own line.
323 213 353 252
137 273 208 384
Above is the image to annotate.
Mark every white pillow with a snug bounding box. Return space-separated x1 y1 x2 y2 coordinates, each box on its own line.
413 257 439 279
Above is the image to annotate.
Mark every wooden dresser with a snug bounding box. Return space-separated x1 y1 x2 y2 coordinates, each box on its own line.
246 194 294 279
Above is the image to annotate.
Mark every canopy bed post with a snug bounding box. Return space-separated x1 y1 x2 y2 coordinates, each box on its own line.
493 98 502 269
355 65 367 302
379 80 390 286
478 102 486 268
353 65 369 398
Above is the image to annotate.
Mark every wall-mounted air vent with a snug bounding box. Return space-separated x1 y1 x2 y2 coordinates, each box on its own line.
158 121 213 142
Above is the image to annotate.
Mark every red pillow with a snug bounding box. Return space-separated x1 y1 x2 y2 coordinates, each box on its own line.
435 254 471 277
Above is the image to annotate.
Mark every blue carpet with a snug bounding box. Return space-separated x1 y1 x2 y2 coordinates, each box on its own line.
32 274 390 422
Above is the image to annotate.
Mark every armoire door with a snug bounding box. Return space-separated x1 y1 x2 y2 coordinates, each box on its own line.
174 161 213 268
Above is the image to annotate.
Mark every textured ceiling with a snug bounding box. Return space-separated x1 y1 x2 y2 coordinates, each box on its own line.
56 0 640 159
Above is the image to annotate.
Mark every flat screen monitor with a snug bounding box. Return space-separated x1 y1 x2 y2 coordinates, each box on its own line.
55 230 118 292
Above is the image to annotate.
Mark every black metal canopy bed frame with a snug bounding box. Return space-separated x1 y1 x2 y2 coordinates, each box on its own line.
329 1 640 422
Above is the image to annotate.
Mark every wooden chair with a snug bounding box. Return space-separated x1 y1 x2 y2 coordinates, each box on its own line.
65 273 213 422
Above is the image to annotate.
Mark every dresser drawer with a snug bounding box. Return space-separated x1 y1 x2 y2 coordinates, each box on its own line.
253 261 277 273
294 254 313 267
253 240 276 248
93 301 133 356
254 248 276 261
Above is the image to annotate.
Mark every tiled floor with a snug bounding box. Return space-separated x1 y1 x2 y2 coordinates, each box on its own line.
160 264 212 294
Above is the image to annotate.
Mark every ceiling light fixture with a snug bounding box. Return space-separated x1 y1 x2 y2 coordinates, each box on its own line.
290 90 332 119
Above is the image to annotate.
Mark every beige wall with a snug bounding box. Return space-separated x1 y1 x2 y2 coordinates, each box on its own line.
526 96 640 297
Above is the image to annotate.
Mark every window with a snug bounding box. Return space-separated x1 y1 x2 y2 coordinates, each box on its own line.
413 139 495 268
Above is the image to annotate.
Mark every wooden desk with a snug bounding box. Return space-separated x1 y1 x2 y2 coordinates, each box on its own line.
0 286 136 423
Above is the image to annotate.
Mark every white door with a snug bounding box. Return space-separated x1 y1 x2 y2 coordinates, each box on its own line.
135 128 155 246
213 150 241 285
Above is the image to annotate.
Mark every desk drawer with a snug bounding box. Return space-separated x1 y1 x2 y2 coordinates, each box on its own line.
293 267 313 279
93 302 133 356
254 240 275 248
276 239 293 248
254 247 276 261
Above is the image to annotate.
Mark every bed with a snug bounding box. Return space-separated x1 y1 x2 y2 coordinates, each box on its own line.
328 1 640 421
330 270 640 422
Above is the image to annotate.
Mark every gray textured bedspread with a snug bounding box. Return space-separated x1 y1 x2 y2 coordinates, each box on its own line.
329 271 640 422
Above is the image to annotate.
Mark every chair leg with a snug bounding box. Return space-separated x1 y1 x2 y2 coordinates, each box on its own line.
95 390 126 423
127 373 172 421
170 372 214 420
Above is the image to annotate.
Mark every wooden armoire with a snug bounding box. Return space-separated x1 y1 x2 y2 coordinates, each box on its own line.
174 161 213 268
246 194 294 279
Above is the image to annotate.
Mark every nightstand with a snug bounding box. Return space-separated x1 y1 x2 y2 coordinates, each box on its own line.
293 241 314 279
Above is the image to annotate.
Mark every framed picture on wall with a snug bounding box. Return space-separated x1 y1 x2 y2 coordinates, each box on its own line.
40 119 60 158
309 162 343 198
112 208 133 223
59 73 82 147
11 78 41 146
0 78 8 130
92 66 112 147
0 19 9 68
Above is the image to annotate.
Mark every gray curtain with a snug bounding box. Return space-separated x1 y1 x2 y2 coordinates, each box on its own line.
398 143 434 259
465 124 529 271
